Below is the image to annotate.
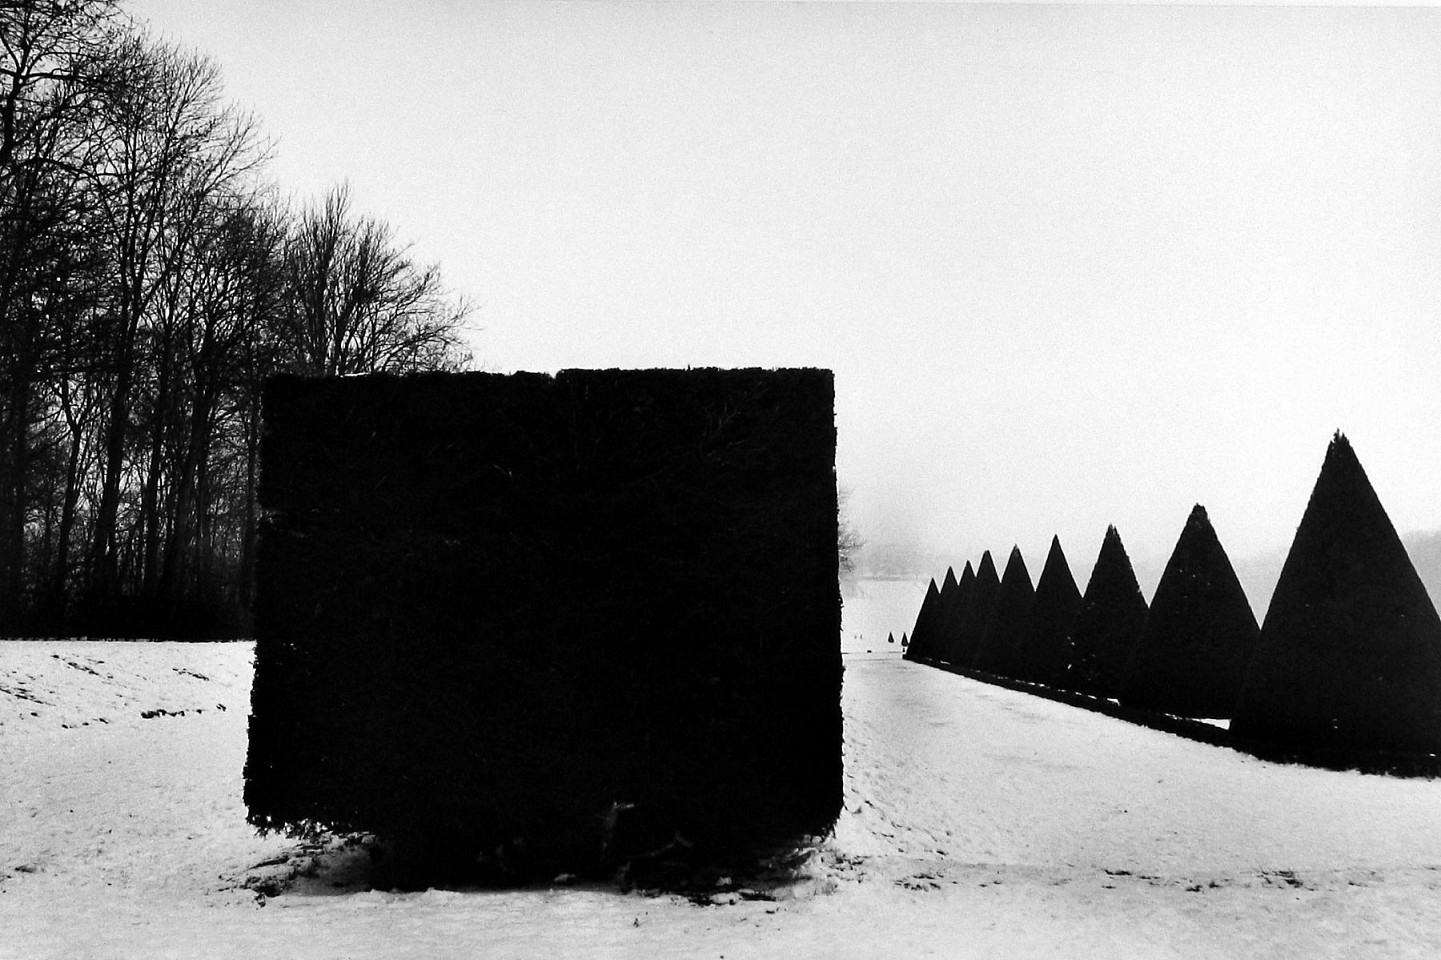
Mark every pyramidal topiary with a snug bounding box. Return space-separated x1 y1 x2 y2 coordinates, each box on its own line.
930 566 961 662
954 552 1000 666
886 632 895 645
903 578 941 662
1120 505 1260 718
1009 535 1083 686
972 546 1035 676
936 561 976 665
1064 526 1148 698
1230 433 1441 755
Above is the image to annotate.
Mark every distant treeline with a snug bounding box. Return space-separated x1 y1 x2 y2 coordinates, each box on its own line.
0 2 471 637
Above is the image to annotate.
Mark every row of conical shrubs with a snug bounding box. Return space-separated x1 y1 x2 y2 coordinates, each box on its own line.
904 433 1441 758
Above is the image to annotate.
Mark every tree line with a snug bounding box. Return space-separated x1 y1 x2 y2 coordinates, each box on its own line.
0 1 472 637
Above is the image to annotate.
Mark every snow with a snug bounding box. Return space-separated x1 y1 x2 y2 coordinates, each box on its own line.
6 599 1441 958
841 576 926 656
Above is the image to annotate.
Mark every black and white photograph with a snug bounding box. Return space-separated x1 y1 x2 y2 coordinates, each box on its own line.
4 1 1441 956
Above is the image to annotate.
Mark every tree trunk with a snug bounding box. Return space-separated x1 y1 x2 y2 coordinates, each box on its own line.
50 412 85 628
0 370 31 632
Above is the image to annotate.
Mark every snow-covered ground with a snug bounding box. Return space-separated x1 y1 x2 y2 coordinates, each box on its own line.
841 576 926 655
6 625 1441 958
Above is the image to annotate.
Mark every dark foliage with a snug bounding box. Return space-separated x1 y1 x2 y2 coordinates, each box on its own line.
902 578 941 662
1064 526 1147 698
935 561 976 665
922 565 968 663
950 551 999 667
1007 536 1082 686
1120 505 1259 718
930 567 961 661
1231 433 1441 755
245 368 842 880
971 547 1035 676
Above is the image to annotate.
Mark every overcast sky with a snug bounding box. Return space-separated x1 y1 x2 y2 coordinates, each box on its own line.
130 0 1441 595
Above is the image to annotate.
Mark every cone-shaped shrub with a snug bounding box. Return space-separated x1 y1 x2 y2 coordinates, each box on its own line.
929 567 961 662
887 632 895 644
1119 505 1260 718
903 578 942 662
1230 433 1441 755
936 562 976 665
1064 526 1148 698
954 552 1000 666
1009 536 1083 686
972 547 1035 676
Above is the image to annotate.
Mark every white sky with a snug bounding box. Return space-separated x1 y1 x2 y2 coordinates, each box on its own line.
130 0 1441 580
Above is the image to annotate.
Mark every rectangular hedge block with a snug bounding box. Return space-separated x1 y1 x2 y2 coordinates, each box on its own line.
244 368 841 873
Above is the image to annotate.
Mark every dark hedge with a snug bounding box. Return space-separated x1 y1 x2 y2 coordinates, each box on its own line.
1007 536 1082 686
953 551 1000 668
1064 526 1147 699
903 578 942 663
1231 433 1441 755
245 368 841 878
972 546 1035 676
1120 505 1259 719
931 567 961 662
936 561 977 665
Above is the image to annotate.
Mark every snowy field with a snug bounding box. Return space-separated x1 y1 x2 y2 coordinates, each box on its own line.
6 605 1441 957
841 576 927 656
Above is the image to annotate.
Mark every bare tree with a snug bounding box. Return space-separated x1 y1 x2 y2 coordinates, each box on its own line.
0 9 473 636
838 485 863 576
155 194 283 618
0 0 118 629
83 33 264 598
278 183 470 377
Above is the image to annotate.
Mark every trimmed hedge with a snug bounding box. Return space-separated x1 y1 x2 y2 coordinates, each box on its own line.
951 551 999 667
1231 433 1441 755
972 546 1034 675
245 368 841 877
903 578 942 663
1120 505 1259 719
930 567 961 661
936 561 977 665
1064 526 1147 698
1008 536 1082 686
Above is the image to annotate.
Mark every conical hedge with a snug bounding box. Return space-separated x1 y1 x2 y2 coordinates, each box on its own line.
936 561 976 665
929 567 961 662
1064 526 1148 698
902 578 941 662
1008 536 1083 686
1230 433 1441 755
972 546 1035 676
954 552 1000 666
1119 505 1260 718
